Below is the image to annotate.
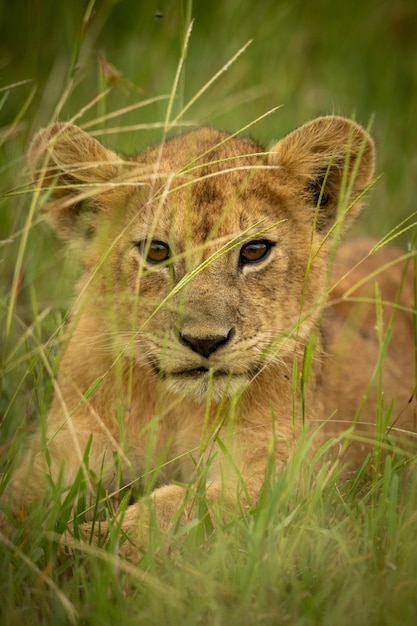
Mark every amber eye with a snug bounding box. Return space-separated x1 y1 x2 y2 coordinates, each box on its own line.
239 240 273 265
136 240 171 265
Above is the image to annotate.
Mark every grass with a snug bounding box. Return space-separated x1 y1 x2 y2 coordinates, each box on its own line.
1 442 417 625
1 1 417 624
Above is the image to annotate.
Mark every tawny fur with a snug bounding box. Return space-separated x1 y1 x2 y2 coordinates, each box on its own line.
5 116 416 560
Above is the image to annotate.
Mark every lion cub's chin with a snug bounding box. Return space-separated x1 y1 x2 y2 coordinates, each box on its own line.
164 370 250 404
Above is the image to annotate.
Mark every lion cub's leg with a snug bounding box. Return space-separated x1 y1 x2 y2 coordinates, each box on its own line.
74 424 298 560
76 479 258 560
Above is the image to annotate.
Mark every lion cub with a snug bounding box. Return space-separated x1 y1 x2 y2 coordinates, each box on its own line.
7 116 416 558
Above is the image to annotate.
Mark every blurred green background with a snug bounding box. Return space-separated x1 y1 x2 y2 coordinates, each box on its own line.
1 0 416 434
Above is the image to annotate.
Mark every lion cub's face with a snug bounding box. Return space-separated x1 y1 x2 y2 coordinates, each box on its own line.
123 147 312 401
28 118 374 402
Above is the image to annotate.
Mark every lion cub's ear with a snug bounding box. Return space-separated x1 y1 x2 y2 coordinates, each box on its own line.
27 123 123 238
269 116 375 232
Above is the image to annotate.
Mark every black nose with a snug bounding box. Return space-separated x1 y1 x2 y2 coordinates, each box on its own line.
179 328 235 358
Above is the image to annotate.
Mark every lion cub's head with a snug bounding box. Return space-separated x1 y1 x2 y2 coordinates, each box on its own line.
28 116 374 402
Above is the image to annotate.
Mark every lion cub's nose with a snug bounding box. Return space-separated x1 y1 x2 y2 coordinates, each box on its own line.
179 328 235 358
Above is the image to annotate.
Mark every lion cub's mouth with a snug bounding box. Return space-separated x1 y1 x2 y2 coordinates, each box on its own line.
148 358 261 382
157 366 229 379
147 358 258 401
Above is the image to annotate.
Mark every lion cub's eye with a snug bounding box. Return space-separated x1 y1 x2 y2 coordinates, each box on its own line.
239 240 273 265
136 239 171 265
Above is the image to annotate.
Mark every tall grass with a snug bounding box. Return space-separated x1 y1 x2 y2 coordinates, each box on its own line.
1 1 417 624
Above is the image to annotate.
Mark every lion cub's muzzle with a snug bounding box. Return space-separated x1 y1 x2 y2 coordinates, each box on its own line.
177 326 236 359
